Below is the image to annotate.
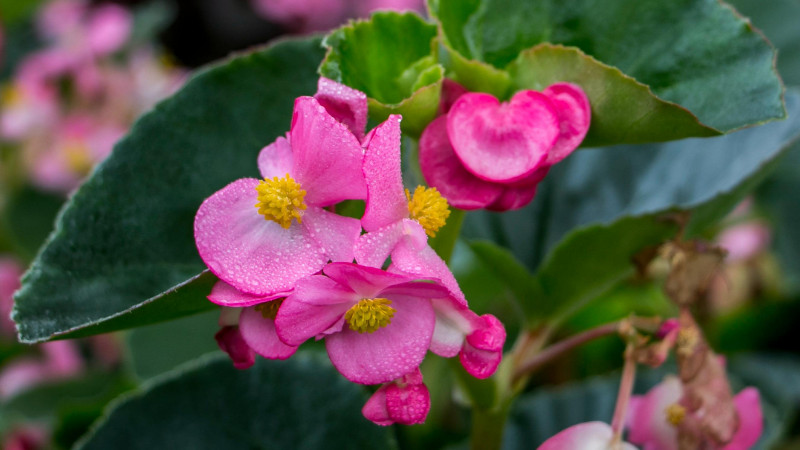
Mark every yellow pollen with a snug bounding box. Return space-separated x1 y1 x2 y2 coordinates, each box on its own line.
63 142 94 176
1 85 22 107
665 403 687 426
254 298 284 320
345 298 396 334
255 173 307 229
406 186 450 237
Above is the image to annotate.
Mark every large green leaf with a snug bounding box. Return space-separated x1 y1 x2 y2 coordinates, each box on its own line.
76 354 398 450
464 90 800 322
430 0 784 137
12 37 326 343
320 12 442 136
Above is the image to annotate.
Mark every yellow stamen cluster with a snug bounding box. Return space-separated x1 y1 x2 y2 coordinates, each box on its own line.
1 85 22 107
406 186 450 237
255 174 307 229
64 143 94 176
254 298 284 320
345 298 396 334
665 403 687 426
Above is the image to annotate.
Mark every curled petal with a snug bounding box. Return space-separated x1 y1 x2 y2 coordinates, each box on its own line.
239 306 297 360
459 314 506 379
542 82 591 165
257 134 294 179
208 280 287 308
362 369 430 426
419 115 502 210
214 325 256 369
290 97 366 206
275 275 357 346
323 262 417 299
447 91 558 183
362 115 408 232
315 77 368 140
487 167 549 212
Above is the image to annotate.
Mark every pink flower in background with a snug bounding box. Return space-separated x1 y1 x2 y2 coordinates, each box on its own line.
194 95 365 298
627 377 763 450
538 422 637 450
0 340 84 398
419 81 590 211
717 222 771 263
0 258 24 337
362 368 430 426
2 426 48 450
275 262 449 384
249 0 425 33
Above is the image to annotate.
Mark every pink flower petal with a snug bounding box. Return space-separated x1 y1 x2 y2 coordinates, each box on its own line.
257 134 294 179
86 4 132 56
459 314 505 379
362 385 393 426
355 220 407 268
384 382 430 425
239 306 297 360
326 294 435 384
323 262 416 300
215 325 256 369
194 178 328 296
315 77 368 141
290 97 366 206
539 422 637 450
419 115 503 210
542 82 591 165
440 78 469 115
362 115 408 232
207 280 287 307
275 274 357 346
487 166 550 212
302 207 362 263
627 376 682 450
720 388 763 450
447 91 558 183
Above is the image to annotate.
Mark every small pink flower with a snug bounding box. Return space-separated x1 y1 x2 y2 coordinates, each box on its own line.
275 262 450 385
250 0 348 32
194 95 366 297
538 422 637 450
717 222 770 263
362 368 430 426
353 0 426 17
419 82 590 211
0 258 24 338
0 341 84 398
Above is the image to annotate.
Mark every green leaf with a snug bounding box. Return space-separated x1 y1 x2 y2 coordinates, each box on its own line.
12 37 326 343
467 241 540 318
0 186 64 262
463 90 800 322
509 44 718 147
430 0 784 137
320 12 442 136
76 354 398 450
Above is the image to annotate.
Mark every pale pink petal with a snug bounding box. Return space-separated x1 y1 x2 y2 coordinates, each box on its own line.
542 82 591 165
361 114 408 232
447 91 558 183
301 207 361 263
315 77 368 140
718 223 771 263
275 274 358 346
539 422 637 450
86 4 132 55
37 0 85 39
326 294 435 384
215 325 256 369
323 262 415 299
257 134 294 179
0 359 49 398
363 385 394 426
627 376 682 450
720 388 763 450
239 306 297 360
419 115 503 210
194 178 328 296
355 221 407 268
41 340 84 376
289 97 366 206
207 280 287 307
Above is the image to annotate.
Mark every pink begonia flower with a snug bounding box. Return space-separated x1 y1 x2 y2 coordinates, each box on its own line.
538 422 637 450
194 95 366 297
2 426 48 450
37 0 131 57
353 0 426 17
419 81 590 211
627 376 763 450
0 341 84 398
0 258 24 337
362 368 430 426
354 114 505 379
275 262 450 385
717 222 771 263
250 0 348 32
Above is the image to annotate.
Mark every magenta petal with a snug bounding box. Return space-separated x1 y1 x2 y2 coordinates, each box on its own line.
239 306 297 360
302 207 362 263
290 97 366 206
315 77 368 140
721 388 763 450
362 385 393 426
488 166 550 212
542 82 591 165
257 134 294 179
326 295 435 384
194 178 328 296
275 275 357 346
354 221 406 268
362 115 408 232
447 91 558 183
324 262 415 299
86 4 132 55
215 325 256 369
466 315 506 352
207 280 287 307
538 422 637 450
385 382 430 425
419 115 502 210
439 78 469 115
627 376 681 450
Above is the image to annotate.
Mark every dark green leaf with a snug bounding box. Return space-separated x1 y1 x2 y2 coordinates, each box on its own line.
13 37 326 343
76 354 398 450
0 186 64 262
467 241 540 318
320 12 442 136
430 0 784 137
463 90 800 322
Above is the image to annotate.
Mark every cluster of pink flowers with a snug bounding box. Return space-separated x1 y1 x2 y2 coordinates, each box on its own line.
194 78 507 425
249 0 425 33
0 0 185 193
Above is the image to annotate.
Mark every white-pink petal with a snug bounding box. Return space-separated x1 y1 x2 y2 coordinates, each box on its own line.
361 114 408 232
257 134 294 179
239 306 297 360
